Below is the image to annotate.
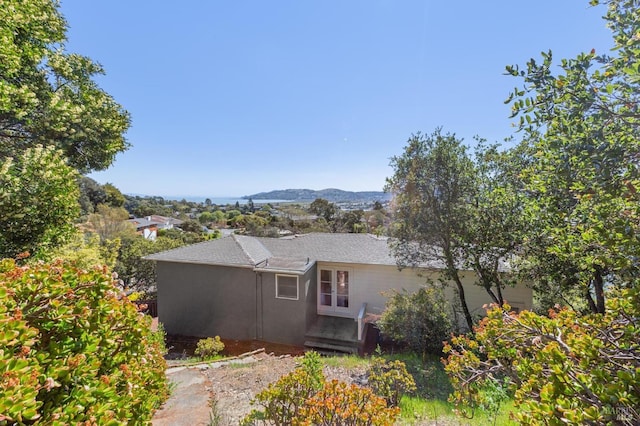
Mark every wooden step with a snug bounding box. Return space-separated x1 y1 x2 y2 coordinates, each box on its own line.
304 339 359 354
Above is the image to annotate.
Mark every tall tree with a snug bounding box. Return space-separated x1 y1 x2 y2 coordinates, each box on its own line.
386 129 477 330
0 0 130 172
0 146 79 259
506 0 640 313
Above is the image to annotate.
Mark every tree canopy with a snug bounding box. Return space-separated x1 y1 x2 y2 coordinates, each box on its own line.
0 146 79 259
0 0 130 173
506 0 640 313
386 129 478 330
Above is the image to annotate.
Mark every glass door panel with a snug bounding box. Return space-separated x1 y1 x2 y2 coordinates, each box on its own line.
320 270 332 306
336 270 349 308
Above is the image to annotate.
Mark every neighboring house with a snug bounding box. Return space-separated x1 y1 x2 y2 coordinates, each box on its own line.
149 215 184 230
127 215 185 240
146 233 532 353
127 217 159 240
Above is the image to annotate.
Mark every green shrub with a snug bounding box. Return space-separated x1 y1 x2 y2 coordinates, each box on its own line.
243 351 324 424
244 350 400 425
367 357 417 407
0 258 168 424
377 286 453 354
194 336 225 359
443 287 640 425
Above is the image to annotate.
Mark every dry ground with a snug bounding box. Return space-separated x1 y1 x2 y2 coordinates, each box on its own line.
202 351 368 425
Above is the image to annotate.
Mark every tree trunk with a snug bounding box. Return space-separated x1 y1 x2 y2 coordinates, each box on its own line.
495 281 505 307
585 286 597 313
593 266 605 314
452 271 474 331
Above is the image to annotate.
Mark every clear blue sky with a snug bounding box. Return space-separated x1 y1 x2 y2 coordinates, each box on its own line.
59 1 613 197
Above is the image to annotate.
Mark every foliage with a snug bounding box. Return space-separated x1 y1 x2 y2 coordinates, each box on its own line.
103 183 126 208
243 352 324 425
377 286 453 355
194 336 225 359
244 351 399 425
86 204 136 242
308 198 337 223
295 379 400 426
178 219 203 233
0 146 79 260
505 0 640 312
0 0 130 173
367 357 417 407
386 130 478 330
443 287 640 425
0 258 168 424
50 230 120 270
78 176 107 216
386 130 526 331
115 235 186 296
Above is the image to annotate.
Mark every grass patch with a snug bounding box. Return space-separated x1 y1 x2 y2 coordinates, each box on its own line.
291 350 518 424
321 353 371 369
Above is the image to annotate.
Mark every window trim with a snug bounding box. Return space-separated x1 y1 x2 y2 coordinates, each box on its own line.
275 274 299 300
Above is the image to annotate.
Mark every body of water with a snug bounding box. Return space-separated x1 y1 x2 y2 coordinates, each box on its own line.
164 196 291 205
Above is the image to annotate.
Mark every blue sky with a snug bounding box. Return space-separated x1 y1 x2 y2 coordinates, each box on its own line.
59 1 613 197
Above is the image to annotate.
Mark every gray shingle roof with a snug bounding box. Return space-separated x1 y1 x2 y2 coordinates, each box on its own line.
145 235 258 267
144 233 452 271
145 231 517 276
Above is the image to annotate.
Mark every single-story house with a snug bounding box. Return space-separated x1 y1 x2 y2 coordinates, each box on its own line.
127 217 159 240
146 233 532 353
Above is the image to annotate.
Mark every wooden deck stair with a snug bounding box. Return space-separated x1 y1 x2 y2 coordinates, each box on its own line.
304 316 359 354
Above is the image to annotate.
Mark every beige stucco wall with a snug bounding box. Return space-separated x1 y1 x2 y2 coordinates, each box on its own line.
316 262 532 323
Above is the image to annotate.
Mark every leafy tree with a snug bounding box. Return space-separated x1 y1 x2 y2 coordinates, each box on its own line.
103 182 125 207
0 146 79 259
178 219 203 233
309 198 337 223
86 204 135 242
464 141 526 306
0 0 130 173
198 210 215 225
77 175 107 215
115 236 185 296
337 209 365 233
505 0 640 312
386 130 477 330
387 130 527 330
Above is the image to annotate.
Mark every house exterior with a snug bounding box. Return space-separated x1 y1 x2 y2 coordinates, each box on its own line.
146 233 532 352
127 215 185 240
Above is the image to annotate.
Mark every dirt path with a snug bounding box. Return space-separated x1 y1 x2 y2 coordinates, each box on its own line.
202 351 367 425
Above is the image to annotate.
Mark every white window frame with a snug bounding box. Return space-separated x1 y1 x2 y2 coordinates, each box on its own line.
275 274 299 300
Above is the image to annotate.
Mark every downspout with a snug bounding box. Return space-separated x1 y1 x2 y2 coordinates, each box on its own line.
255 271 264 340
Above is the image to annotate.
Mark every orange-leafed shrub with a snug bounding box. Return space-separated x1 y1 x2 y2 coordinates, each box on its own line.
0 258 168 424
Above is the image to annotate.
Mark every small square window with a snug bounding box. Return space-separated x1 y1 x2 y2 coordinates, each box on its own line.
276 275 299 300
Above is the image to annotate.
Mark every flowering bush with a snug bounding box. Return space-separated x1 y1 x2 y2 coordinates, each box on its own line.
443 288 640 424
0 259 168 424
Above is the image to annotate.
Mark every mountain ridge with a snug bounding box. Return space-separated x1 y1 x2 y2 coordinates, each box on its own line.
244 188 390 202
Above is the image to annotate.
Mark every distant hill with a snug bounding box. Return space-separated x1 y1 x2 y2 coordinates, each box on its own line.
244 188 391 202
